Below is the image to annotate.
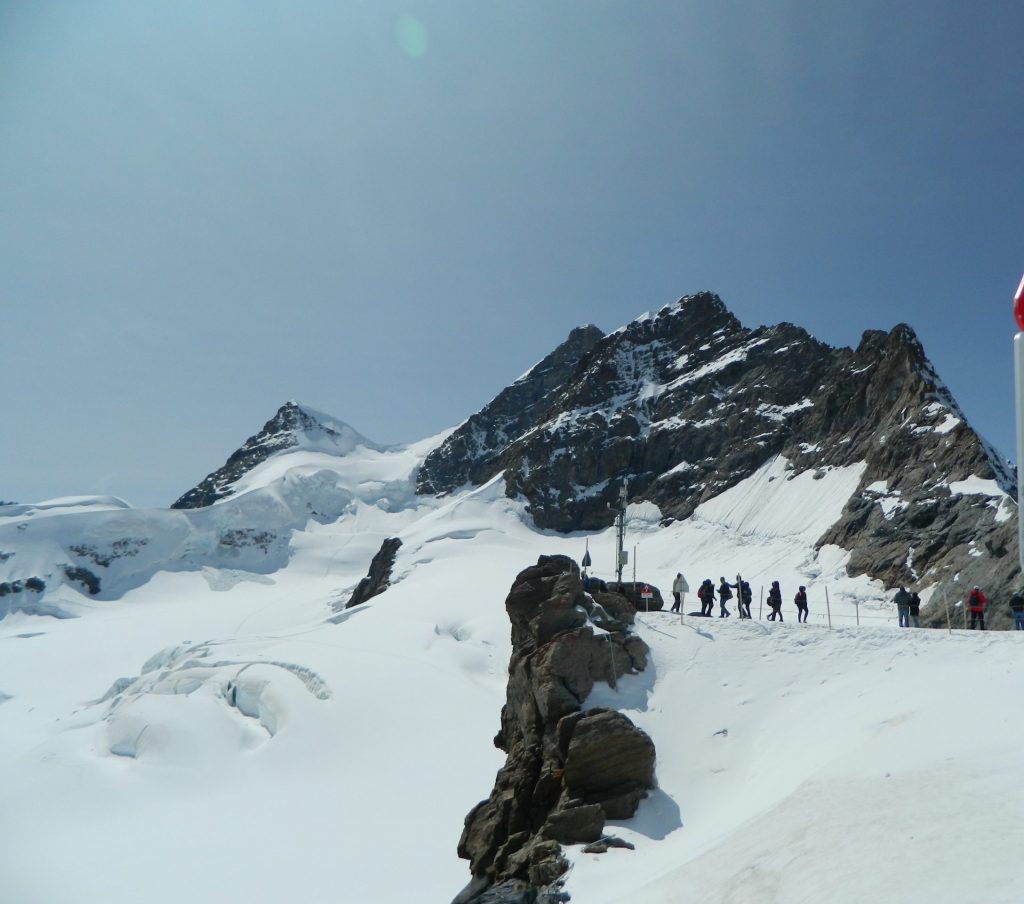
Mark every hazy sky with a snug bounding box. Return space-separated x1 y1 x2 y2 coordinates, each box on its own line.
3 1 1023 507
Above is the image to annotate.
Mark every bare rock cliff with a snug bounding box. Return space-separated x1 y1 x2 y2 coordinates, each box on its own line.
453 555 656 904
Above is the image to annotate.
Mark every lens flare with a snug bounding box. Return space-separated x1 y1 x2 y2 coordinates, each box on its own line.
396 16 429 58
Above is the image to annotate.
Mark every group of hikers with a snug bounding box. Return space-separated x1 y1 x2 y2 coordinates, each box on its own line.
669 573 809 623
893 584 1024 631
889 586 925 627
668 574 1024 630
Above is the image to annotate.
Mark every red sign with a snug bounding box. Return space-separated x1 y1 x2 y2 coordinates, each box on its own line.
1015 273 1024 332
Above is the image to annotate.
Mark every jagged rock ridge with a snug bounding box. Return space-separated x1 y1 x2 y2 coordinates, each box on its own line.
419 293 1019 624
419 325 604 494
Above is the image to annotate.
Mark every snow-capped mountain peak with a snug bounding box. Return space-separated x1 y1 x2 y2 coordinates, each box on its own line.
171 401 389 510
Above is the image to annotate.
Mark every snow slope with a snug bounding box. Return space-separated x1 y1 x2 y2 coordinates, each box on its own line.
571 618 1024 904
0 430 1020 903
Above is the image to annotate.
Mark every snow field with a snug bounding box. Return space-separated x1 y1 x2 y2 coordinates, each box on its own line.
567 618 1024 904
0 434 1013 902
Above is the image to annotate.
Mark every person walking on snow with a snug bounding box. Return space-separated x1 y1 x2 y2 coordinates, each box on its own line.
794 586 809 623
698 579 715 616
671 572 689 613
909 591 921 628
717 577 732 618
729 575 753 618
967 586 986 630
740 579 753 619
766 581 783 621
1009 590 1024 630
893 586 912 628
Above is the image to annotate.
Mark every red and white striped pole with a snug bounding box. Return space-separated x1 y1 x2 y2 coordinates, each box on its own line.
1014 274 1024 570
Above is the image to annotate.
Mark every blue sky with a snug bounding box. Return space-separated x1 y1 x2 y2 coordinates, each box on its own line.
2 1 1022 507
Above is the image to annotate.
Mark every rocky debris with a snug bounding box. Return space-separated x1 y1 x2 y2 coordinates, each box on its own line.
62 566 101 595
581 836 635 855
345 537 402 609
452 878 568 904
608 581 665 612
454 555 656 904
68 539 148 568
419 293 1020 625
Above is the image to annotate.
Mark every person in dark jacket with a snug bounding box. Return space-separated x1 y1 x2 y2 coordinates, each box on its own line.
794 586 808 623
698 579 715 617
728 575 752 619
967 586 986 630
909 591 921 628
1009 591 1024 631
717 577 732 618
766 581 783 621
740 580 753 619
893 586 912 628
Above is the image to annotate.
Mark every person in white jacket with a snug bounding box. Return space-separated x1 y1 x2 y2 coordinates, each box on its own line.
671 572 689 613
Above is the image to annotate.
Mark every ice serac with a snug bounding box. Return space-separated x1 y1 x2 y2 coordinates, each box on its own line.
418 294 1020 626
417 324 605 495
454 555 655 904
172 401 382 509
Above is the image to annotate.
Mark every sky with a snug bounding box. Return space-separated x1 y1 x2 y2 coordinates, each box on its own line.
2 0 1023 508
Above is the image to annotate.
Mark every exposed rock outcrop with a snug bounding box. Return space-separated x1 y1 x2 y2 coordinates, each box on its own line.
454 555 656 904
609 581 665 612
418 326 605 496
345 537 402 608
419 293 1019 625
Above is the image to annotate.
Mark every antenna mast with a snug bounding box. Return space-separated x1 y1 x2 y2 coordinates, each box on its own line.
615 478 628 585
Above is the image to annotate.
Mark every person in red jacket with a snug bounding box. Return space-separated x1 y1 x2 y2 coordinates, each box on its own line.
967 586 987 630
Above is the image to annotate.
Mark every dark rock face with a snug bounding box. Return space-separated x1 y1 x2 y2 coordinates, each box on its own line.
417 326 605 495
454 556 656 903
346 537 402 608
609 581 665 612
419 293 1019 624
171 402 367 509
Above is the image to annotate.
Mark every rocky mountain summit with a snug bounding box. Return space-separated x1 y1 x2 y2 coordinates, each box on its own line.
419 293 1019 624
158 293 1018 625
455 555 655 904
172 401 383 509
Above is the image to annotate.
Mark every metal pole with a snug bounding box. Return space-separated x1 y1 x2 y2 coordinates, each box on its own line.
943 585 952 635
825 586 832 630
855 597 860 627
614 479 628 586
615 511 624 586
1014 275 1024 571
